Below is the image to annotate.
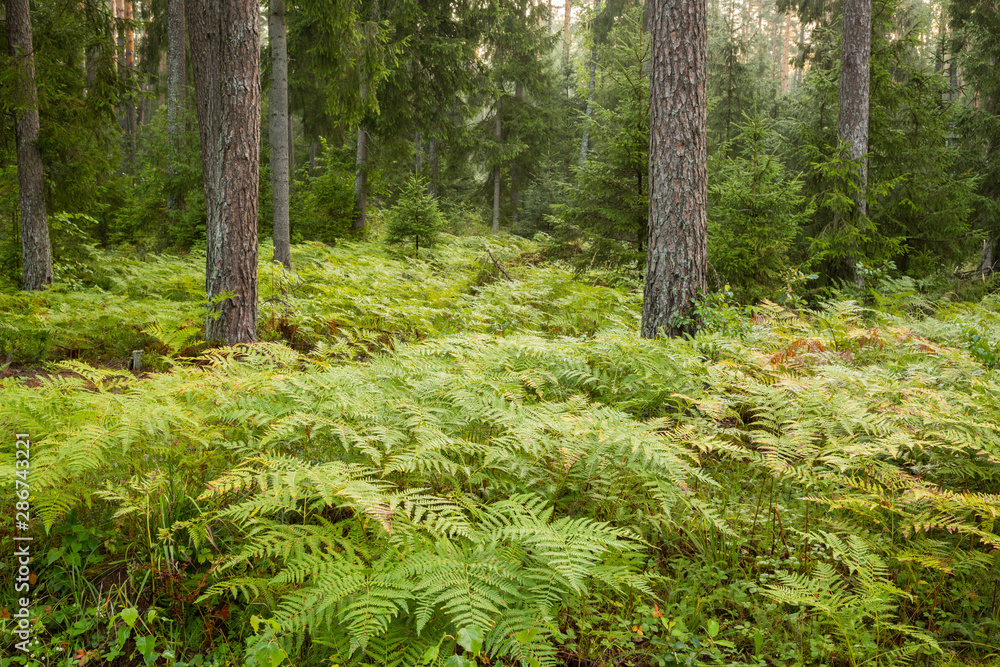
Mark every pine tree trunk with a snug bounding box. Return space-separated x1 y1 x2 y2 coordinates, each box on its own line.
642 0 707 338
353 126 368 231
780 15 791 92
771 11 780 72
837 0 872 285
794 20 805 88
563 0 572 66
269 0 291 268
838 0 871 209
166 0 185 232
934 3 946 75
111 0 120 69
188 0 261 345
6 0 52 290
580 0 600 169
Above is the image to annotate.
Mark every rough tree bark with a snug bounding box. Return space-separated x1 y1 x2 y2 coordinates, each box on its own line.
838 0 872 215
187 0 261 345
837 0 872 283
165 0 185 228
579 0 600 168
269 0 291 268
642 0 707 338
6 0 53 290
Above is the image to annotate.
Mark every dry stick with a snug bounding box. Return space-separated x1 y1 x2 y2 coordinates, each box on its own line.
486 248 511 281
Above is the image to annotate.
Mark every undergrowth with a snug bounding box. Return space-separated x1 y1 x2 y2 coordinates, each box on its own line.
1 236 999 666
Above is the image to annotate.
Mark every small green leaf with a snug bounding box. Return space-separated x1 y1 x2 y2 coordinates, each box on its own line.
266 643 287 667
120 607 138 628
456 627 483 655
134 635 155 655
705 619 719 638
135 635 160 665
515 627 539 644
421 645 439 665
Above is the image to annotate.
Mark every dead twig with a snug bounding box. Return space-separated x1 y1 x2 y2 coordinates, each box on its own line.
486 248 512 281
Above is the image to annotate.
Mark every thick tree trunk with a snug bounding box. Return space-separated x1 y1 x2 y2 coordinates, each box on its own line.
269 0 291 268
492 105 501 233
580 0 600 169
6 0 52 290
353 126 368 231
642 0 707 338
187 0 260 345
838 0 872 214
166 0 185 233
837 0 872 285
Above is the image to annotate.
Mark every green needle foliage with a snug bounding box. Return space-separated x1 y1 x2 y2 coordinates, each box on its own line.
708 111 815 301
384 177 446 254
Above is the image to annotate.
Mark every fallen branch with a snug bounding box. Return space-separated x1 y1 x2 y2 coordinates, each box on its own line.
486 248 512 281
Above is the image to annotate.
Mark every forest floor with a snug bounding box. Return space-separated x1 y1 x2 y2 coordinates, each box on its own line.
1 235 999 667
